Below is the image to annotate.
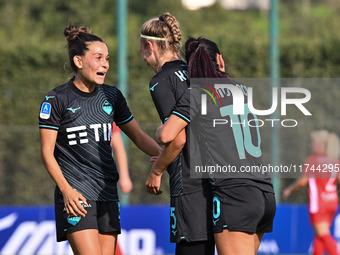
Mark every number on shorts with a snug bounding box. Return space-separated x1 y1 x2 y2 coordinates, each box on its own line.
170 207 176 229
213 197 221 225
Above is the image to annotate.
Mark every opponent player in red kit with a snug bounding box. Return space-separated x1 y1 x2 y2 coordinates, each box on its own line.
283 130 340 255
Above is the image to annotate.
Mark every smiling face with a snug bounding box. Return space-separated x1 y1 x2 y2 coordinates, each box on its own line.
74 41 109 89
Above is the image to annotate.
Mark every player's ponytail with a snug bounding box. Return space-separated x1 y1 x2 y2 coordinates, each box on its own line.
159 13 181 53
64 24 104 72
185 37 228 78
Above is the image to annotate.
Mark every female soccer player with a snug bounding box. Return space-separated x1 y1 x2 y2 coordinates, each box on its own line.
140 14 214 255
155 37 276 255
283 130 340 255
39 24 161 255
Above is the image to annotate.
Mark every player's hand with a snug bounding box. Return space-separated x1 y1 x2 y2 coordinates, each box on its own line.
282 188 291 200
146 168 163 195
150 156 159 162
120 176 133 193
62 188 87 217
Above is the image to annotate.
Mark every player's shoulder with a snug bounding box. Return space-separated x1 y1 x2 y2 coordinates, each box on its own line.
100 84 123 98
100 84 127 105
154 60 187 79
163 60 187 77
150 60 188 89
44 80 72 101
100 83 119 92
101 83 118 89
163 59 187 71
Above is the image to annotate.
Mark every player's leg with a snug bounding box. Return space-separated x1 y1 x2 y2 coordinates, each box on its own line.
313 221 331 236
313 235 324 255
213 186 275 255
254 232 264 252
171 189 214 250
214 230 255 255
311 209 338 255
99 232 118 255
213 186 257 254
175 240 215 255
55 199 103 254
313 221 338 255
67 229 102 255
254 191 276 252
97 201 121 255
215 231 265 255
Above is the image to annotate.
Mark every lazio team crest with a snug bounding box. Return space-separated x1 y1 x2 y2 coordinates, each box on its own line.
103 100 113 115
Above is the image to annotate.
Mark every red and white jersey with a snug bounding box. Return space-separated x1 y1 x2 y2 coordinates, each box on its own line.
305 153 339 214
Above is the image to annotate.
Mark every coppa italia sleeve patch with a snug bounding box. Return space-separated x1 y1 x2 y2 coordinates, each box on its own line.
40 102 52 119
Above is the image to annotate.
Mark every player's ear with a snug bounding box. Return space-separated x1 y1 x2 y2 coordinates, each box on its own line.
73 55 83 69
216 54 225 72
147 41 156 54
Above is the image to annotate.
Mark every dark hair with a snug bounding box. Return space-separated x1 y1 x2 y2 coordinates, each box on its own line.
140 12 181 54
64 24 104 72
185 37 229 78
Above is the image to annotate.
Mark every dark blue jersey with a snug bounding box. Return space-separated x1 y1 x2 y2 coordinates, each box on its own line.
172 79 274 192
149 60 209 196
39 78 133 201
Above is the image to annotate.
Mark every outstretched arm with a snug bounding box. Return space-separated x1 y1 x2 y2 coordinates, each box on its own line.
119 119 162 156
282 177 309 200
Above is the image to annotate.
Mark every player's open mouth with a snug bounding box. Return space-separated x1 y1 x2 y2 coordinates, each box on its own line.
97 72 106 77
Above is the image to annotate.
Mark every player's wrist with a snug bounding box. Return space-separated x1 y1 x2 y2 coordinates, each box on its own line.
151 167 163 176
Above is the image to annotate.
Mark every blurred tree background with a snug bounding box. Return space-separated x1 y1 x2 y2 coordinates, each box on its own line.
0 0 339 205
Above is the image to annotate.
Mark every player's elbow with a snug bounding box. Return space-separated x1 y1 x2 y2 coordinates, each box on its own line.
40 149 49 170
156 124 183 145
157 132 174 144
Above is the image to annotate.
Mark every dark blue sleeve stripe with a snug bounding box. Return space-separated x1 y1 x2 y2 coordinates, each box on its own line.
39 125 59 130
116 115 133 125
172 111 190 123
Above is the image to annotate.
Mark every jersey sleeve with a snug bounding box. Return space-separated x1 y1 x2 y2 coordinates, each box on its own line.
149 78 178 123
172 88 191 123
39 91 63 130
114 89 134 125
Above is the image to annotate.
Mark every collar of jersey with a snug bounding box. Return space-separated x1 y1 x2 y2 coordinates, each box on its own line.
161 60 186 70
69 78 99 98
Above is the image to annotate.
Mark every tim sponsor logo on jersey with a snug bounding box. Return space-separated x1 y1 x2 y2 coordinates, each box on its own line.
66 123 112 145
